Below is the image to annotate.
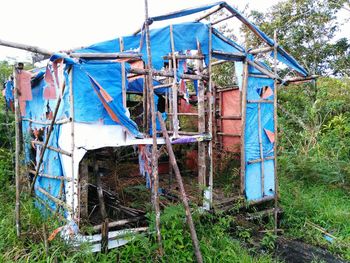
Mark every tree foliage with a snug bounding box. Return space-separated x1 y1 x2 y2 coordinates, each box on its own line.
247 0 350 76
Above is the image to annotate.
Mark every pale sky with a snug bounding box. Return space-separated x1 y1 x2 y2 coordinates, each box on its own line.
0 0 348 63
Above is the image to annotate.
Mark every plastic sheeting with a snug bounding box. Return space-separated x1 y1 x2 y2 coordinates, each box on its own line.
72 61 128 124
76 22 244 70
244 64 275 201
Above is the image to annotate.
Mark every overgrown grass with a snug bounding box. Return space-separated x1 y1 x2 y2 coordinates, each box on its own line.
277 77 350 260
278 172 350 260
0 191 275 262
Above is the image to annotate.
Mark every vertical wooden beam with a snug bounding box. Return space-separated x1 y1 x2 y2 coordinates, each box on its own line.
144 0 163 254
158 112 203 263
169 24 179 138
207 25 214 208
197 42 206 190
273 30 279 235
143 74 148 132
69 67 76 220
94 154 109 252
13 67 21 237
240 62 248 195
79 159 89 221
257 103 265 197
119 37 127 108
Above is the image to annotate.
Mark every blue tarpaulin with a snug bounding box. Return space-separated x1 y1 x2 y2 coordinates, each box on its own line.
244 63 275 201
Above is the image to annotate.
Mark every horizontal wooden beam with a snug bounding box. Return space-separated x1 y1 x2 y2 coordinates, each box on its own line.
28 169 72 182
0 38 53 56
211 14 236 26
195 4 224 22
36 186 72 212
93 216 145 231
168 112 199 116
247 100 273 104
211 60 227 66
22 117 72 125
284 75 318 84
217 132 240 137
215 86 239 92
129 68 208 80
248 46 274 55
70 52 142 59
247 156 275 164
247 60 279 80
219 115 241 120
163 54 204 60
212 50 245 60
154 83 172 89
31 141 72 157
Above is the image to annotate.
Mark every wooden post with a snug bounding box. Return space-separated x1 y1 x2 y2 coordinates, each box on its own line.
240 62 248 195
273 30 279 235
13 67 21 237
169 24 179 138
143 74 148 132
197 42 206 190
69 68 76 220
257 103 265 197
157 112 203 263
94 153 109 252
144 0 163 254
207 25 214 208
119 37 127 108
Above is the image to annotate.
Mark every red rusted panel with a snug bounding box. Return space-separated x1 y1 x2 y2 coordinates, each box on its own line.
221 89 240 116
220 89 241 153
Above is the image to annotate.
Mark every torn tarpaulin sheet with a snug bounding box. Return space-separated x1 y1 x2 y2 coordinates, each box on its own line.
16 70 32 101
16 70 33 116
43 66 57 100
87 74 143 138
138 145 152 188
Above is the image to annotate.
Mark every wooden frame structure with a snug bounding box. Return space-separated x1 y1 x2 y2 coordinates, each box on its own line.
2 1 315 260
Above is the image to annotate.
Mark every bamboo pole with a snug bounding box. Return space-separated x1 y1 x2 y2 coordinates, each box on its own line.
92 216 145 231
28 169 72 181
13 67 21 237
36 186 71 211
273 30 279 236
31 141 72 156
169 24 179 138
257 103 265 197
70 52 142 59
144 0 163 254
240 62 248 195
211 50 245 60
247 60 279 81
207 25 214 208
211 14 235 26
69 68 76 220
197 41 206 190
195 4 224 22
0 38 53 56
248 46 274 55
163 54 204 60
119 37 127 108
157 112 203 263
22 117 71 125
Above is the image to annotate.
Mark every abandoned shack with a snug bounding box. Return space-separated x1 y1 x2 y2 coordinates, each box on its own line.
2 1 313 254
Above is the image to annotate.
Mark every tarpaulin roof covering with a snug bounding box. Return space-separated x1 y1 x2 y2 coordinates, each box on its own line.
76 3 308 77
